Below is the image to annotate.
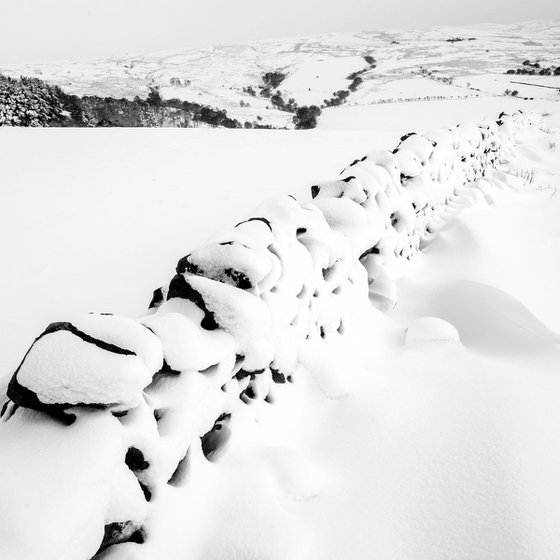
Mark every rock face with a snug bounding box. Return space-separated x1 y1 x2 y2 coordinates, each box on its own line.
0 110 544 559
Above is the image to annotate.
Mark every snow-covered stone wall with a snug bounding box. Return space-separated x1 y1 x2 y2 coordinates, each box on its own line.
0 110 544 559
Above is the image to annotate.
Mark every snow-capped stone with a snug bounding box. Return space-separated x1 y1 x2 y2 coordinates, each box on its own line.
142 311 235 372
12 320 157 408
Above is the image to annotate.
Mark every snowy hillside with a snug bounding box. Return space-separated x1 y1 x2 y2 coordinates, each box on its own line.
1 19 559 127
1 17 560 560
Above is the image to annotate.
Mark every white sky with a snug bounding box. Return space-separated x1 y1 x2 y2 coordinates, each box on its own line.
1 0 559 64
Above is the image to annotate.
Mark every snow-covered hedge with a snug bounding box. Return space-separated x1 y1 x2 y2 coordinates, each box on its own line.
0 110 544 559
0 74 65 126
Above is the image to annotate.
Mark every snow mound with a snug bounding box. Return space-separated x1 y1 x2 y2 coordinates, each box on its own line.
405 317 460 345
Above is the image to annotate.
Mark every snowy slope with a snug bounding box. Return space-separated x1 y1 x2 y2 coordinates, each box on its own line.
1 19 558 126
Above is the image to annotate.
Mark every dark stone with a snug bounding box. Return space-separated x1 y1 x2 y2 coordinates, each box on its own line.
0 400 9 418
6 376 108 426
322 264 337 281
244 385 256 399
235 217 272 231
166 274 219 330
235 367 264 381
175 255 201 275
139 482 152 502
201 415 232 462
179 255 253 290
271 367 287 384
37 321 135 356
359 245 380 260
125 447 149 472
224 268 252 290
96 522 145 554
400 132 416 142
216 412 231 423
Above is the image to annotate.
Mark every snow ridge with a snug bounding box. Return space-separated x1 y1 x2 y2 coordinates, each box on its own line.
0 110 544 559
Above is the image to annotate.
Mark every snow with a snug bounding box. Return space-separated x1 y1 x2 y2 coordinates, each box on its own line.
454 73 560 100
0 410 131 560
1 58 560 560
142 311 235 372
16 327 152 406
355 76 476 104
320 96 560 131
184 274 274 371
0 128 398 378
405 316 461 345
280 55 367 105
1 20 558 127
14 313 164 408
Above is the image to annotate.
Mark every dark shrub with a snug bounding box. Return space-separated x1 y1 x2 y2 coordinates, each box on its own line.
147 87 163 107
262 71 286 89
348 76 363 92
293 105 321 129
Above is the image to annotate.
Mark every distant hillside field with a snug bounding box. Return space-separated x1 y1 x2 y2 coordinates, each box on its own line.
1 19 558 128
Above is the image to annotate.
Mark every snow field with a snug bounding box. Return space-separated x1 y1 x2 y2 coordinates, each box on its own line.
0 109 547 559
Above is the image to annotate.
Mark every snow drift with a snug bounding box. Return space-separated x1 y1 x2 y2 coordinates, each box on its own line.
0 110 546 560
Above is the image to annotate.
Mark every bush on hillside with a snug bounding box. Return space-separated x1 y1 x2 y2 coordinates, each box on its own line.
270 91 297 112
293 105 321 129
0 74 65 126
0 74 270 129
262 71 286 89
323 89 349 107
348 76 363 92
505 61 559 76
147 87 164 107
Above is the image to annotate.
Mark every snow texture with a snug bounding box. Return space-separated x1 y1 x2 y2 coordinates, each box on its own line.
0 109 547 559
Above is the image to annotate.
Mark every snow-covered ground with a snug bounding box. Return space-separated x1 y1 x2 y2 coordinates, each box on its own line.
1 19 560 559
319 96 560 130
1 19 558 127
1 97 560 559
